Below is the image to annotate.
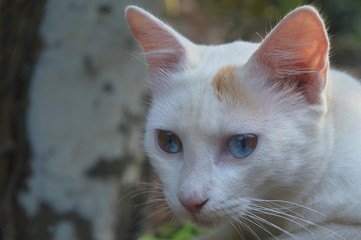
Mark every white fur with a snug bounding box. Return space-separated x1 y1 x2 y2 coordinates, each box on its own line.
127 5 361 240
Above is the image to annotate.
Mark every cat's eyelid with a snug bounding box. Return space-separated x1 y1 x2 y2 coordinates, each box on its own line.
155 128 178 134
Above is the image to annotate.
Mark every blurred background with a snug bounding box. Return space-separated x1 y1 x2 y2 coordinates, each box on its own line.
0 0 361 240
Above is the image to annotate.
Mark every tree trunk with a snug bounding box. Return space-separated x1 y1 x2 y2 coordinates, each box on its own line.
1 0 163 239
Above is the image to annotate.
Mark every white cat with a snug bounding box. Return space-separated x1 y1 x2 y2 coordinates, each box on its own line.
126 5 361 240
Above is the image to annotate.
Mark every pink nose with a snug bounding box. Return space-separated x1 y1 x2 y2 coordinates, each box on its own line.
178 194 208 214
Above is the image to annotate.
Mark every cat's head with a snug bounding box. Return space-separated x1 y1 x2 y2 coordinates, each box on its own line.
126 6 331 226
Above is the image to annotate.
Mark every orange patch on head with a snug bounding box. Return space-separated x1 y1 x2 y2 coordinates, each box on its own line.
212 66 245 105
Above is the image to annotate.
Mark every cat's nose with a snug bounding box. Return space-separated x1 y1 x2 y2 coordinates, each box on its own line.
178 194 208 214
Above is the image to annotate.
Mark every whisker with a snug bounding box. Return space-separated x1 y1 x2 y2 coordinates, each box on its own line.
249 202 344 239
250 199 305 218
205 214 218 231
226 210 261 240
132 196 167 220
136 181 164 188
247 211 300 240
242 213 280 240
134 198 166 208
249 198 325 217
130 189 164 199
133 204 173 228
228 218 245 240
118 181 164 203
152 208 175 227
249 204 313 234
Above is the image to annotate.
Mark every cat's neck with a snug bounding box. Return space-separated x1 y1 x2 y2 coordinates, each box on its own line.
301 69 361 223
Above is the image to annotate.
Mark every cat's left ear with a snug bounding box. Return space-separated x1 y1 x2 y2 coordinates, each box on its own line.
250 6 329 104
126 6 193 88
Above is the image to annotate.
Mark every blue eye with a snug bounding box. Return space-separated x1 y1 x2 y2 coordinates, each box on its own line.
157 130 182 153
226 134 258 159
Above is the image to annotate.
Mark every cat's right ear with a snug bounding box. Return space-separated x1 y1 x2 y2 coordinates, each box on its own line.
126 6 190 86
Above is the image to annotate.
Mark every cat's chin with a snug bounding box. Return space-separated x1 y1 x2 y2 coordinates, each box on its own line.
189 214 224 228
192 217 216 228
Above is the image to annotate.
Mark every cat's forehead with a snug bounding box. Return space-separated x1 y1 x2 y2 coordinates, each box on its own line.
149 41 266 134
183 42 261 106
195 41 259 71
177 74 224 133
164 75 255 134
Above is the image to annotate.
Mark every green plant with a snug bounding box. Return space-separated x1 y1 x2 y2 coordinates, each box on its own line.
138 222 211 240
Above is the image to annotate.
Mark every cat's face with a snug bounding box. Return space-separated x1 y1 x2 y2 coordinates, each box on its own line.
127 6 331 225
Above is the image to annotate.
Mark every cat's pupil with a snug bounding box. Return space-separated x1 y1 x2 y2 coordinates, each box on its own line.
240 137 247 149
165 133 177 151
167 134 173 144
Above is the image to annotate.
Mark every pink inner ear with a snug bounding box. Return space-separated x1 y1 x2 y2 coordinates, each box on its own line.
253 7 329 103
126 7 185 74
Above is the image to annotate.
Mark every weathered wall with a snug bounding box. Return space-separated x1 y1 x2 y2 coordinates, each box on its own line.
19 1 163 239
